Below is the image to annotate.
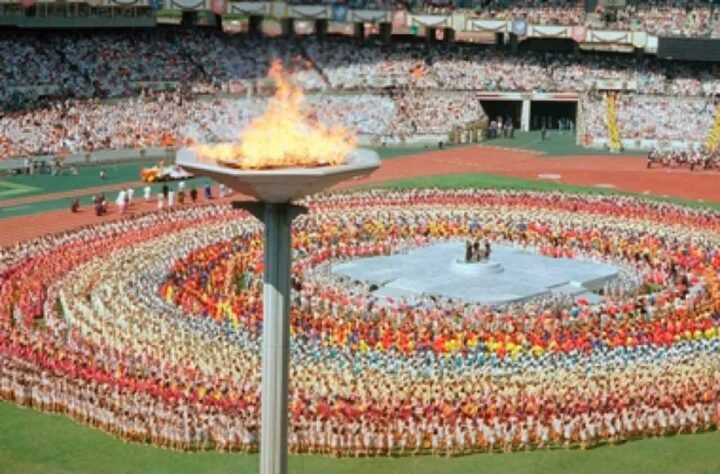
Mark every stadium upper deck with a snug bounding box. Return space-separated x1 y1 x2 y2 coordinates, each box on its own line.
1 0 720 41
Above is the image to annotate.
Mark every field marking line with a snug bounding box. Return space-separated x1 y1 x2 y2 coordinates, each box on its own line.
0 181 40 199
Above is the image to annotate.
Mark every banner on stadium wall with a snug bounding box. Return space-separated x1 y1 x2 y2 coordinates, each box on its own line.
632 31 647 48
169 0 207 9
295 20 313 33
645 35 658 53
228 2 269 15
571 25 586 42
511 19 527 36
107 0 145 5
409 14 450 28
210 0 225 14
589 30 632 43
465 19 506 32
528 25 570 38
349 9 390 23
392 9 407 28
331 4 347 22
445 13 461 32
270 2 288 18
289 5 329 19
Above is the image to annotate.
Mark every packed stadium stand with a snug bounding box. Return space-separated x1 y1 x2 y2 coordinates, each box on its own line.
1 1 720 166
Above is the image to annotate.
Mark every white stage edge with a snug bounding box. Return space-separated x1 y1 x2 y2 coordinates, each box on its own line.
332 242 620 306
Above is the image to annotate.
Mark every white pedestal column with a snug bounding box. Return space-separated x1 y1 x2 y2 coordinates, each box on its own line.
521 98 531 132
260 203 292 474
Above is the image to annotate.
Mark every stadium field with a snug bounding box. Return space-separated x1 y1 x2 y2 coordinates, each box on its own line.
2 145 720 473
2 158 720 474
2 400 720 474
5 15 720 474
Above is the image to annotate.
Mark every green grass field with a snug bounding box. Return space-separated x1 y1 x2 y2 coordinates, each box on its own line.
0 147 433 218
0 160 157 203
484 131 648 157
2 401 720 474
2 145 719 473
375 173 720 211
0 147 429 203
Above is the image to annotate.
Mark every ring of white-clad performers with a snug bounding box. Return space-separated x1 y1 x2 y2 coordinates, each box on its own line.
2 189 720 456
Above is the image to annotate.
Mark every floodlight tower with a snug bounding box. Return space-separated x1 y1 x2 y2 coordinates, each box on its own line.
177 148 379 474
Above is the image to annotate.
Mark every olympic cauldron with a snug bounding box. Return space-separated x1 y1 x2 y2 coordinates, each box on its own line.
176 146 379 474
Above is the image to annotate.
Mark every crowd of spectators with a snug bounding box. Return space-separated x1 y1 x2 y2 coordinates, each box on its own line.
604 2 720 38
3 31 720 159
584 95 716 147
2 190 720 453
437 1 720 38
4 31 720 106
465 0 585 26
305 41 720 95
0 91 486 158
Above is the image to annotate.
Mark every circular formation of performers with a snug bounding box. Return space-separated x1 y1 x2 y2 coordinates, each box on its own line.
646 147 720 171
1 189 720 455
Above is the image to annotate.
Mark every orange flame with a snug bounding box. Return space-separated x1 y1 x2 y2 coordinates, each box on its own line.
193 61 356 169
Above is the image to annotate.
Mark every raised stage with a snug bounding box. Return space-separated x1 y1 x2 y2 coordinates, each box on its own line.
331 242 621 306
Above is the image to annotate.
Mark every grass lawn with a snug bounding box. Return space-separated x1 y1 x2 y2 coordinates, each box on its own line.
484 131 647 157
373 173 720 211
2 401 720 474
0 160 157 203
0 147 424 207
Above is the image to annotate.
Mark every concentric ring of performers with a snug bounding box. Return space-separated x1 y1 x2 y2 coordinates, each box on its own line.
2 189 720 455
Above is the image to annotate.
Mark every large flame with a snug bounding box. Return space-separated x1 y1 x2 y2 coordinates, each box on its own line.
193 61 356 169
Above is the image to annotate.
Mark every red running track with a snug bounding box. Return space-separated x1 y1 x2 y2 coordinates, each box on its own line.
1 145 719 247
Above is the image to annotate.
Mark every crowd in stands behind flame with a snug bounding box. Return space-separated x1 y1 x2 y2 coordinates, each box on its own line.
3 31 720 105
1 30 720 159
584 95 717 145
417 1 720 37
